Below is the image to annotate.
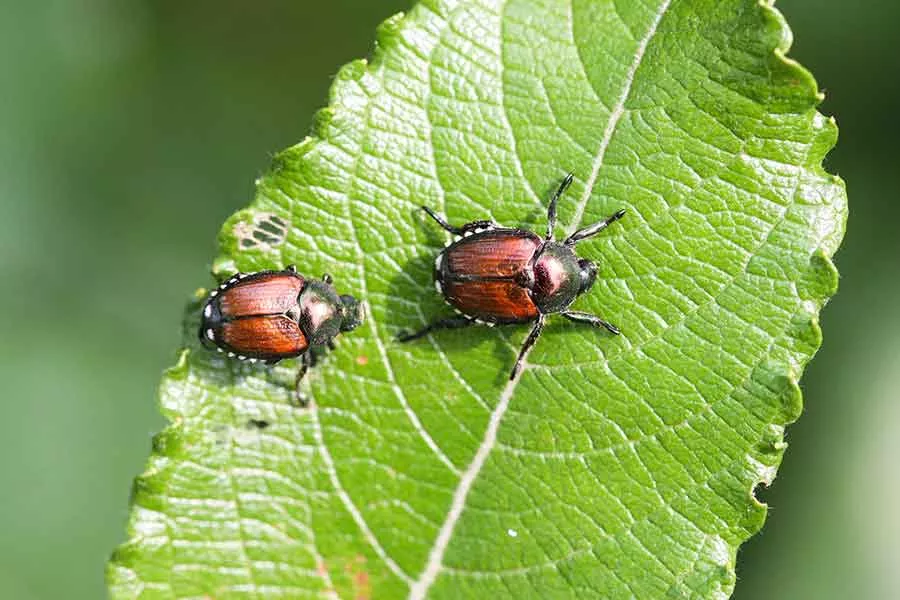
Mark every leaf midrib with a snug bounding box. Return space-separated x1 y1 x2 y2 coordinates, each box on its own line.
313 0 788 592
405 0 674 597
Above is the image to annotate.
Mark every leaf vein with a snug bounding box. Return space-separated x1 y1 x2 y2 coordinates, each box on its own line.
568 0 673 236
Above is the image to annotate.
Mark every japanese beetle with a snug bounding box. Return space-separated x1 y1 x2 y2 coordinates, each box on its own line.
199 265 364 395
398 174 624 380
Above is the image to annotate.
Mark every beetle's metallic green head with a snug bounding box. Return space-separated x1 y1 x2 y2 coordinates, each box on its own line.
339 294 365 333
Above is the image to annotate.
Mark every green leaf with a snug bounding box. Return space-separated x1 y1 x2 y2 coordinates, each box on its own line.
108 0 846 598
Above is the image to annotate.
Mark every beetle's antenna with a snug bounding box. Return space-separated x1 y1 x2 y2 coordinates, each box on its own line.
565 209 626 245
546 173 574 240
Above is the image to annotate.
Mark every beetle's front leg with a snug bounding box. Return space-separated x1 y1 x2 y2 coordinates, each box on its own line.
561 310 620 335
510 315 546 380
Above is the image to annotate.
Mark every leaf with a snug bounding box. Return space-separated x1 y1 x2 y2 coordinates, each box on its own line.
108 0 846 598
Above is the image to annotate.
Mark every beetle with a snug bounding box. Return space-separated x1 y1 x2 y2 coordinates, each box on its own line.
398 173 625 380
199 265 364 397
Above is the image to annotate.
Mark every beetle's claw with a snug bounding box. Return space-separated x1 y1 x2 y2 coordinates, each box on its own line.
291 393 310 408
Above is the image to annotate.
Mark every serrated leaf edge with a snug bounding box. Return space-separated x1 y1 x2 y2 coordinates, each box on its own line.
107 1 848 598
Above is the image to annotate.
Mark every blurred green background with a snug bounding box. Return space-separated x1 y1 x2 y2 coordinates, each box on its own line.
0 1 892 598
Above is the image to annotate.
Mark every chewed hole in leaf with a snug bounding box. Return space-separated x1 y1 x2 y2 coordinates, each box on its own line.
109 1 846 599
752 481 773 506
234 212 288 249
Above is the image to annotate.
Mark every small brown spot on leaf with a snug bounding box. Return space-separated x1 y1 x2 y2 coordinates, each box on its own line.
342 555 370 600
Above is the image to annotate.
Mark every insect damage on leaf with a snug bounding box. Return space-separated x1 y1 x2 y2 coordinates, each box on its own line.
109 1 846 599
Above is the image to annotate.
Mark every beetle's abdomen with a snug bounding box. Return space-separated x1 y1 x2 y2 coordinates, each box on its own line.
441 279 539 323
216 315 309 358
443 230 541 278
437 229 542 323
216 271 305 317
200 269 310 361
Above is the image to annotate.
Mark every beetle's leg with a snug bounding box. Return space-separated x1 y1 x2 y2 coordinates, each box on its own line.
510 315 546 380
421 206 494 236
546 172 574 240
396 315 475 342
293 352 313 407
564 209 626 245
561 310 620 335
421 206 461 233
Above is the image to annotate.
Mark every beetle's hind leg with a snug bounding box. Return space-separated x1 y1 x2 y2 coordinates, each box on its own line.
421 206 494 236
396 315 475 342
561 310 620 335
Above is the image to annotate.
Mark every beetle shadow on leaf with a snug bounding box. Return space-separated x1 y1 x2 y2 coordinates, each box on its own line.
383 250 443 333
533 314 618 369
516 205 546 234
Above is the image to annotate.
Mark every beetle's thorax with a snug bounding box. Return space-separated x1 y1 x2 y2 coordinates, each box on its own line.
531 242 584 313
297 280 344 345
